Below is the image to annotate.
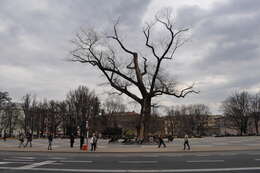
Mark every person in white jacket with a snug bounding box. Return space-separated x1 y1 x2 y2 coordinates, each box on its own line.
90 133 98 151
183 134 190 150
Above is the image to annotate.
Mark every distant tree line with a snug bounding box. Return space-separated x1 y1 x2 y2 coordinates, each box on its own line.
165 104 210 137
0 92 24 137
21 86 101 137
2 88 259 138
0 86 101 137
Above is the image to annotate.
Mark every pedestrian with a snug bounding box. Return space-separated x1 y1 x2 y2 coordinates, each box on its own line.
18 132 25 148
80 135 84 150
24 131 32 147
158 135 166 148
3 131 7 141
48 133 53 150
70 134 75 148
168 135 174 142
183 134 190 150
90 133 98 151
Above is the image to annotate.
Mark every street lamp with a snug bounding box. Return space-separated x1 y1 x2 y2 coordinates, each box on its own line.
86 120 89 146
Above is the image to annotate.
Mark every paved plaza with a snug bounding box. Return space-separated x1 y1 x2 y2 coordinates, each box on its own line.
1 136 260 152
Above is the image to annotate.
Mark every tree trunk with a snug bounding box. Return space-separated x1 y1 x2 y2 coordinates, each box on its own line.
139 97 151 141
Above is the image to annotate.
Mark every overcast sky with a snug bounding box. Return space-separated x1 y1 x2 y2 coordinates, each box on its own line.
1 0 260 114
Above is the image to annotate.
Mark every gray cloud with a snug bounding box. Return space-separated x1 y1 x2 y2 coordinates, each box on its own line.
0 0 151 101
1 0 260 114
167 0 260 113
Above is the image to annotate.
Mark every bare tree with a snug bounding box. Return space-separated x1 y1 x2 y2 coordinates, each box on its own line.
35 101 49 137
187 104 209 136
222 91 250 135
0 92 11 106
1 103 21 137
58 101 70 136
71 12 198 139
66 86 100 136
166 104 209 137
250 92 260 135
0 91 11 135
103 96 126 128
22 94 32 134
0 92 24 137
21 94 41 136
47 100 63 136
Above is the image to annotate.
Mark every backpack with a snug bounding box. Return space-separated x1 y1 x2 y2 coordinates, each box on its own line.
93 136 97 143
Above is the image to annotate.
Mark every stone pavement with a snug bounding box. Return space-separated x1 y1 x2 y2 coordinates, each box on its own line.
0 136 260 153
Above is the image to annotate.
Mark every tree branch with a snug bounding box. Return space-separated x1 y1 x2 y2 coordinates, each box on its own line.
141 57 147 76
153 83 199 98
107 19 136 56
143 23 160 60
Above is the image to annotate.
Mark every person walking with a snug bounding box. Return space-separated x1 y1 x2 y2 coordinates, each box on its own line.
70 134 75 148
80 135 84 150
90 133 98 151
158 135 166 148
48 133 53 150
18 132 25 148
24 132 32 147
3 131 7 141
183 134 190 150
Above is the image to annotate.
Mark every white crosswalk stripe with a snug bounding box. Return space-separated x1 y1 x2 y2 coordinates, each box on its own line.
119 161 157 164
15 160 56 169
0 162 11 165
187 160 224 163
4 159 34 162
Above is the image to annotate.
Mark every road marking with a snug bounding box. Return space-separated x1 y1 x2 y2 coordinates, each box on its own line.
13 157 36 160
4 159 34 162
15 160 56 169
187 160 224 163
165 154 183 157
119 161 157 164
0 162 11 165
217 153 237 156
194 154 210 157
50 157 67 160
142 155 158 157
255 159 260 161
61 161 93 163
2 167 260 172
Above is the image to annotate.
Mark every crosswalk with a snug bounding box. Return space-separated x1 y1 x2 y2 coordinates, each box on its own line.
0 153 260 172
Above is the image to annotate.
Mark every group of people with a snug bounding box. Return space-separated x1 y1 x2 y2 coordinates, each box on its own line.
157 134 190 150
18 132 32 148
69 133 98 151
17 132 99 152
15 132 190 151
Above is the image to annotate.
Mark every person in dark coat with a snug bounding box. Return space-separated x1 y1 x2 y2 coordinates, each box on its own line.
3 131 7 141
18 132 25 148
24 132 32 147
183 134 190 150
158 135 166 148
80 135 84 149
48 133 53 150
70 134 75 148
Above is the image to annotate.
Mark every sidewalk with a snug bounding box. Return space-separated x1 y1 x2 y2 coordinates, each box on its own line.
1 137 260 153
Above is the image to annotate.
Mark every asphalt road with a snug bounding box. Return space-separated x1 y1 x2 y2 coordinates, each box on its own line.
1 150 260 172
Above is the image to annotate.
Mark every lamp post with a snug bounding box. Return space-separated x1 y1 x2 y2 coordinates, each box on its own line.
86 120 89 147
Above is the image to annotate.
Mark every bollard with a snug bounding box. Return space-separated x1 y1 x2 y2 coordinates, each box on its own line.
82 144 88 151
